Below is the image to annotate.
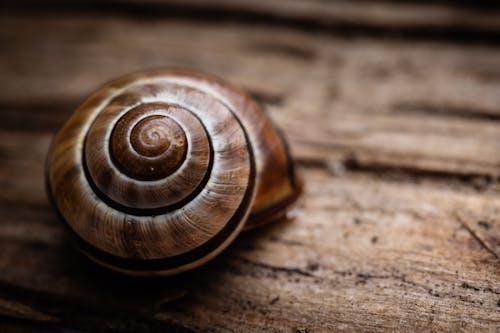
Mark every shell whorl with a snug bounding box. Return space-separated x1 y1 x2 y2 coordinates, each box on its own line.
85 100 214 211
47 70 302 275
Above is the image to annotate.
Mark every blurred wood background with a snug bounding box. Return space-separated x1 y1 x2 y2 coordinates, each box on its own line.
1 1 499 332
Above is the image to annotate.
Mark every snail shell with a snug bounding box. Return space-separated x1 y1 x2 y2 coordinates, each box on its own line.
46 70 302 276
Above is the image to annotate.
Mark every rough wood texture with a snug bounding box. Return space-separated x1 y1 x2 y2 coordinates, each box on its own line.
0 1 499 332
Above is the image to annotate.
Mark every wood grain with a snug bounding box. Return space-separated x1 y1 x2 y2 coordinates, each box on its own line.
4 0 500 44
0 2 499 332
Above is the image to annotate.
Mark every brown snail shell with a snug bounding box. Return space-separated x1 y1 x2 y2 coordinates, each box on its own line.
46 70 302 276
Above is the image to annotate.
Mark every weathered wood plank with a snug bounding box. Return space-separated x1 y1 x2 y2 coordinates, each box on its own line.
1 14 500 179
4 0 500 44
0 130 498 332
0 5 499 333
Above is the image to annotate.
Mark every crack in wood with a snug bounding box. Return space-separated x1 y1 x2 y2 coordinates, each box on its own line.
234 256 314 278
247 42 316 61
322 267 498 306
267 235 306 247
461 282 500 295
455 214 499 260
235 258 499 307
296 155 499 191
393 102 500 122
247 90 285 107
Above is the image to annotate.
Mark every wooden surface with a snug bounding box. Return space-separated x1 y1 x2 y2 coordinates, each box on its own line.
1 1 499 332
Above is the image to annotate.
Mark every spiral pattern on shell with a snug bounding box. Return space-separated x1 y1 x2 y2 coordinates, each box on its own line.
46 70 301 275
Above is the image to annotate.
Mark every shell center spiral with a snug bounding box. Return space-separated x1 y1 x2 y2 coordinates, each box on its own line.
110 104 188 181
131 116 172 157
